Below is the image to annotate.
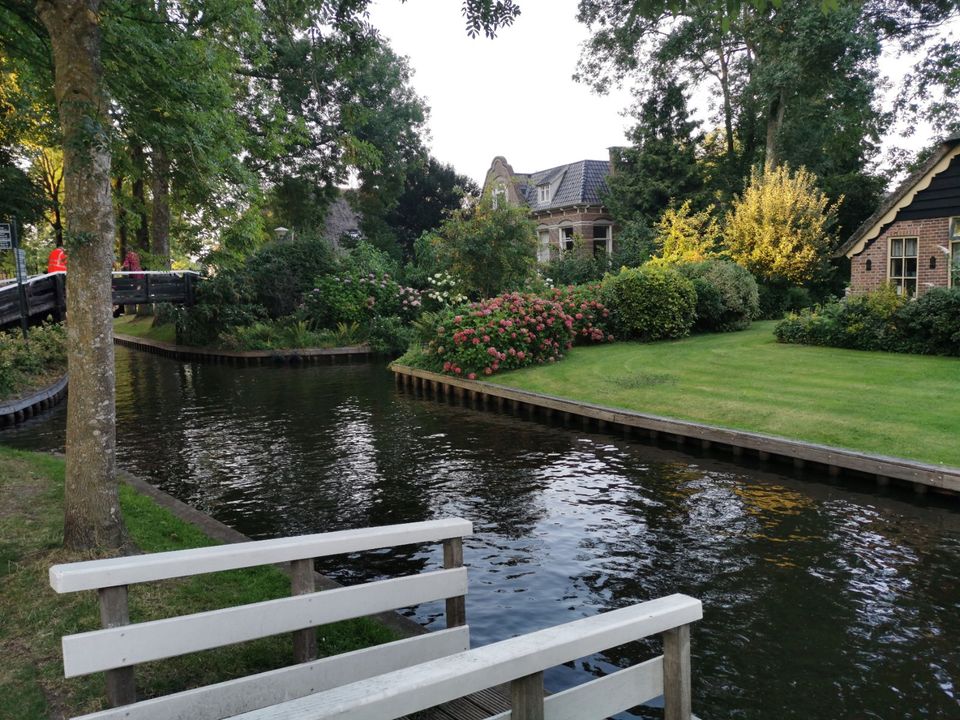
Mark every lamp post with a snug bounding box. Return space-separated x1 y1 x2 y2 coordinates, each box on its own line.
273 226 290 242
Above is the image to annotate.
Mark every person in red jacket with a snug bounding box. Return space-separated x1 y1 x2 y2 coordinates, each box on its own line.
47 247 67 273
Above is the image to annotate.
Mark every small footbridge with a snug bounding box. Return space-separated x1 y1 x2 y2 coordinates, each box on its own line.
0 270 198 329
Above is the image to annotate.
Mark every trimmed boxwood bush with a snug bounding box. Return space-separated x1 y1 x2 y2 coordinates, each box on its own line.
246 236 336 318
676 259 759 332
601 265 696 341
419 292 575 378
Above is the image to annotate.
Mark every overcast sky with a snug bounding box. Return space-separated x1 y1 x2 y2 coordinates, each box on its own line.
367 0 635 186
367 0 951 188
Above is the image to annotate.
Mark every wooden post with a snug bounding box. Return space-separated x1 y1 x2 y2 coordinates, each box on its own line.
290 558 318 663
662 624 692 720
511 671 545 720
98 586 136 706
442 537 466 628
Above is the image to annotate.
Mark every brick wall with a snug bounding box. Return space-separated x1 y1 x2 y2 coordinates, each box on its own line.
850 217 951 296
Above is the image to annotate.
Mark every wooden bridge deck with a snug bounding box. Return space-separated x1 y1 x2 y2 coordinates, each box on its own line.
0 271 197 329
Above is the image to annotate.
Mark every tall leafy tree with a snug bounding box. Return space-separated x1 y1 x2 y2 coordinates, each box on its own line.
384 156 479 260
604 74 704 246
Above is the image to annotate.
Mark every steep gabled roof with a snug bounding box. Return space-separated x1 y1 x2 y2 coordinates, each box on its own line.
836 133 960 258
517 159 611 211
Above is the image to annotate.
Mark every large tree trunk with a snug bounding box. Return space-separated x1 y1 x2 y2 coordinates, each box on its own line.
151 148 171 270
115 175 127 260
764 88 786 169
717 49 735 162
37 0 123 551
131 141 150 257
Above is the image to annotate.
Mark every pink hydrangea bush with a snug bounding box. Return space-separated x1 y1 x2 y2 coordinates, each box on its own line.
422 292 576 377
547 283 615 345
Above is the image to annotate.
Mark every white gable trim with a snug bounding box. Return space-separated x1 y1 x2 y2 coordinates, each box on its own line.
845 144 960 258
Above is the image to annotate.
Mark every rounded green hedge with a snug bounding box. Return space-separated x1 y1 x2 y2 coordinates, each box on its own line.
677 259 759 332
601 265 697 341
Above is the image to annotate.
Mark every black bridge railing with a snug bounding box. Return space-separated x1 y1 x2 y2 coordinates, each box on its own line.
0 271 198 329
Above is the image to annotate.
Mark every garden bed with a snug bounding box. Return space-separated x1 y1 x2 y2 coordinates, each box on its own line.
492 322 960 468
0 447 396 720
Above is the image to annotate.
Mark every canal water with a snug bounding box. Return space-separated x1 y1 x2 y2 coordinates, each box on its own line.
2 347 958 719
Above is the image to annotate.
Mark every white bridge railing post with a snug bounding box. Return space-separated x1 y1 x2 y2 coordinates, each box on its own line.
662 623 692 720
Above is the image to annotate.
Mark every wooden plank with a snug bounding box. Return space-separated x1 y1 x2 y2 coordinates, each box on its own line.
510 672 544 720
72 627 471 720
225 595 702 720
50 519 473 593
290 559 318 663
663 625 691 720
442 538 465 628
98 587 136 707
487 657 664 720
63 569 468 677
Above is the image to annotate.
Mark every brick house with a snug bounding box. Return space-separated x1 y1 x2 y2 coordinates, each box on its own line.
837 133 960 296
482 155 616 263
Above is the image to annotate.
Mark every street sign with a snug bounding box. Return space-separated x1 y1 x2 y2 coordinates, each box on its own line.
0 223 11 250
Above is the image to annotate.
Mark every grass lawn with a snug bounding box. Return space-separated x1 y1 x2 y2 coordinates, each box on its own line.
494 321 960 468
0 447 395 720
113 314 176 344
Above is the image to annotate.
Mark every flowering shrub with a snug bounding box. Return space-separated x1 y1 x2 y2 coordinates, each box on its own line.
420 292 576 378
424 271 468 310
546 283 614 344
301 271 422 328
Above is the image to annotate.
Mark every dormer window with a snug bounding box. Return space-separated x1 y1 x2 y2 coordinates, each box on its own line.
537 184 550 204
492 185 506 209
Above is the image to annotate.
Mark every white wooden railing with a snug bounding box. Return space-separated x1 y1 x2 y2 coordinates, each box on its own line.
50 519 702 720
50 518 472 720
224 594 702 720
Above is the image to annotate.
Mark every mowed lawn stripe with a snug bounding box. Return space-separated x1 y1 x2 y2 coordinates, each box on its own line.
495 322 960 467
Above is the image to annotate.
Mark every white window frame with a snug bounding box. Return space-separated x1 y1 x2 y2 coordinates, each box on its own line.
537 228 551 263
537 185 550 204
492 185 506 209
560 226 575 252
591 223 613 256
888 236 918 296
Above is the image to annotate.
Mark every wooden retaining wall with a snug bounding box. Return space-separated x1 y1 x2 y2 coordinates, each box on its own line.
391 364 960 497
0 373 68 428
114 334 373 367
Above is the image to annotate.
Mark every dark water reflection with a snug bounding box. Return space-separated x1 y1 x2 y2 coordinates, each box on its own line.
3 348 959 719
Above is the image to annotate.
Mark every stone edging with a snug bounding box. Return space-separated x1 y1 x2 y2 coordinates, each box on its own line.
0 373 68 428
114 333 374 366
391 364 960 496
119 469 426 639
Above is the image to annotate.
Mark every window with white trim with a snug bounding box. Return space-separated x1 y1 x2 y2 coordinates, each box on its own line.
492 185 506 209
592 224 611 257
889 237 918 296
537 229 551 263
537 184 550 204
951 218 960 288
561 226 575 252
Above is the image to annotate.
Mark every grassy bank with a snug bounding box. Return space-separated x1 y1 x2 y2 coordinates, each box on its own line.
0 447 394 720
495 321 960 468
113 314 176 344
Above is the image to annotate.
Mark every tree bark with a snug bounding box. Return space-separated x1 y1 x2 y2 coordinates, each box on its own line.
115 175 127 260
150 148 171 270
717 48 735 162
37 0 124 551
764 88 786 169
131 141 149 256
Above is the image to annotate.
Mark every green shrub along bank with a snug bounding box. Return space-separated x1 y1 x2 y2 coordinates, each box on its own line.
175 239 425 353
677 259 759 332
401 258 759 378
0 323 66 400
775 285 960 356
601 265 697 341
